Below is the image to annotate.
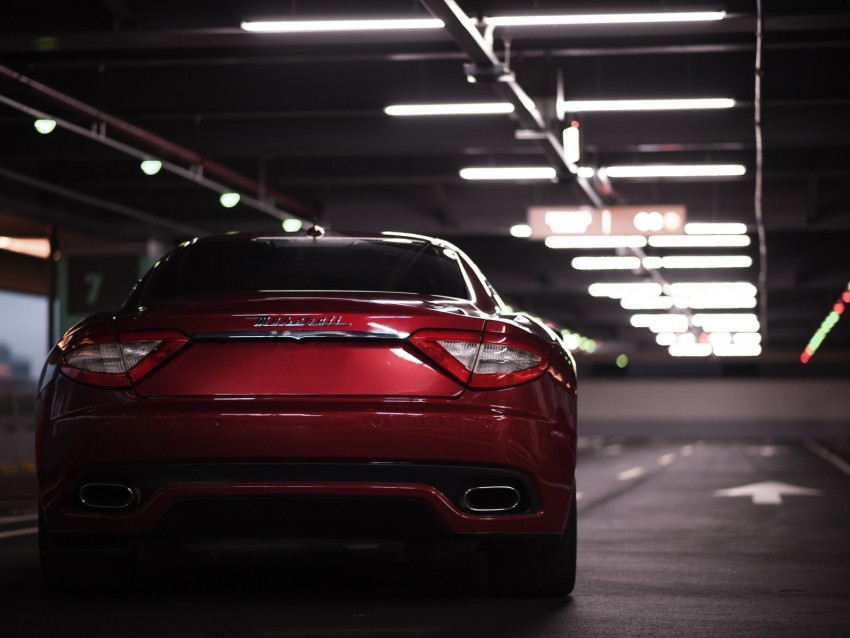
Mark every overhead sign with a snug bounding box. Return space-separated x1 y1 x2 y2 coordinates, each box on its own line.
527 204 686 239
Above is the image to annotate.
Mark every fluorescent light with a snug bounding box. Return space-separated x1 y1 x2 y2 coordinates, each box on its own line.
545 235 647 249
733 332 762 346
692 313 760 333
669 282 757 296
646 255 753 269
460 167 556 180
713 343 762 357
576 255 753 269
385 102 514 116
510 224 533 238
685 222 748 235
656 333 677 346
241 18 444 33
140 159 162 176
648 235 751 248
621 296 674 310
674 296 757 310
34 119 57 134
0 236 51 259
572 256 640 270
605 164 746 178
589 282 662 298
669 343 713 357
562 98 735 112
631 314 690 333
482 11 726 27
577 167 595 178
219 192 241 208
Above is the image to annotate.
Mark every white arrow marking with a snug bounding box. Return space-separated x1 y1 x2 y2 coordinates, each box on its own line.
713 481 823 505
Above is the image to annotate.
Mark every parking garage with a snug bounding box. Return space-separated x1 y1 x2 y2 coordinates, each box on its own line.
1 1 849 636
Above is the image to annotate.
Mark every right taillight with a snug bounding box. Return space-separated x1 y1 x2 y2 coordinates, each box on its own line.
61 330 189 388
409 330 548 390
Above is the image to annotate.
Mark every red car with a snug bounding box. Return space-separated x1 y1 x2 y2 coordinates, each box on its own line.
36 231 577 595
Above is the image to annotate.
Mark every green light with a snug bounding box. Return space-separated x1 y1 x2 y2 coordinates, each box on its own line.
219 192 241 208
616 354 629 368
282 218 303 233
140 159 162 175
801 285 850 362
34 119 57 134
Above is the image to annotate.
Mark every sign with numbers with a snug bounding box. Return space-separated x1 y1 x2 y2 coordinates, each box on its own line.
527 205 687 239
66 255 139 314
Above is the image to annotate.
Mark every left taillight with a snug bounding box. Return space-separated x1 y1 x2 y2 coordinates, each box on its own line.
61 330 189 388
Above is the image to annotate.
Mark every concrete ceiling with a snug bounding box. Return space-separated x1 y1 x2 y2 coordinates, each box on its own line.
1 0 849 375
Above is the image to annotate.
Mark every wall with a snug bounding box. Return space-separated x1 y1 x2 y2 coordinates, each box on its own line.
579 379 850 438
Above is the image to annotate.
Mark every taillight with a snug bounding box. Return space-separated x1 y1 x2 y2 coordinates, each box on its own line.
409 330 548 390
61 330 189 388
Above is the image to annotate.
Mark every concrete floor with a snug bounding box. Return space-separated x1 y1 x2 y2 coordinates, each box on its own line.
1 438 849 637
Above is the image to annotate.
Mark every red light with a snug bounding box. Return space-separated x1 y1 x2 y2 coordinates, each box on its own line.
571 120 580 128
835 302 845 315
800 351 811 364
843 291 850 303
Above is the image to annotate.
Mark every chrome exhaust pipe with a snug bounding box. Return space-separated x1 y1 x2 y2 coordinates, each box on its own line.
462 485 521 513
79 483 137 509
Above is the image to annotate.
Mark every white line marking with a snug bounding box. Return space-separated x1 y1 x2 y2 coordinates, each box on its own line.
0 514 38 526
0 526 38 540
804 439 850 478
658 453 676 466
617 466 645 481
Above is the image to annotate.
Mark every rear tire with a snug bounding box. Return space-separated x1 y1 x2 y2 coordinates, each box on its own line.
39 508 137 592
487 485 577 597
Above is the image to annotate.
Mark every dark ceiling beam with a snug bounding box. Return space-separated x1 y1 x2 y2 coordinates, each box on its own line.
0 166 204 237
0 63 317 219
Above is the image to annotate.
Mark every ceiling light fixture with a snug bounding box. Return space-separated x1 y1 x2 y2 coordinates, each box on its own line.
240 18 445 33
219 192 241 208
630 314 690 333
669 342 713 357
684 222 748 235
572 256 640 270
561 98 735 112
691 313 760 333
510 224 533 238
0 236 51 259
482 11 726 27
460 167 557 180
572 255 753 269
34 119 57 134
648 235 751 248
589 282 663 298
384 102 514 116
546 235 647 249
604 165 747 178
140 159 162 176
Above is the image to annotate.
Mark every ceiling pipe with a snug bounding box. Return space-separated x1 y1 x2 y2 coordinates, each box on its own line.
419 0 619 209
419 0 571 175
0 63 317 219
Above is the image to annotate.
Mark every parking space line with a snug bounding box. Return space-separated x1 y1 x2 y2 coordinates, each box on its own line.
658 453 677 466
804 439 850 478
617 466 645 481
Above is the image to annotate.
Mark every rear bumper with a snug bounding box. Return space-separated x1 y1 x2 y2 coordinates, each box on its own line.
40 387 576 538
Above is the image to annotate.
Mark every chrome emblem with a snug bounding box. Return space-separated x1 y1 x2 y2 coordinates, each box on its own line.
251 315 352 328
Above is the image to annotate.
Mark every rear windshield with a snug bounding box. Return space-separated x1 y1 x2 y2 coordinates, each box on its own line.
143 237 470 301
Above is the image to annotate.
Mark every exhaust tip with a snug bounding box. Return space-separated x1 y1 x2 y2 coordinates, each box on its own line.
79 483 137 509
462 485 521 513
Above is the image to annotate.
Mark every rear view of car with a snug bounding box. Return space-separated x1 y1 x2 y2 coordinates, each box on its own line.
37 231 578 596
